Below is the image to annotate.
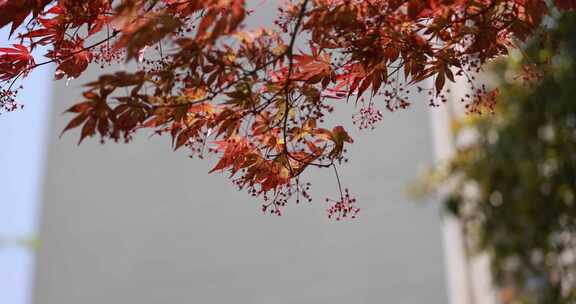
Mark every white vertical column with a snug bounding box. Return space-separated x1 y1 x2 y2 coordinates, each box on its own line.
429 96 474 304
429 79 497 304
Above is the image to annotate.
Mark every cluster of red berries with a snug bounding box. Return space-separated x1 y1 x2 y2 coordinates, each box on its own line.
380 85 412 112
0 87 23 113
259 181 314 216
465 87 499 115
353 101 383 130
326 189 360 221
93 45 125 69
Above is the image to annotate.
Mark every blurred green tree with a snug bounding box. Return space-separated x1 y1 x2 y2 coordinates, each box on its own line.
416 11 576 304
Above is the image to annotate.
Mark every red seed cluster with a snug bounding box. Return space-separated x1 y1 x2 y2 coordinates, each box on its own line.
326 189 360 221
353 101 383 130
0 87 22 113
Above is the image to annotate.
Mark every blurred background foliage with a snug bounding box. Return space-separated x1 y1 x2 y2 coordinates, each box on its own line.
415 11 576 304
0 236 38 250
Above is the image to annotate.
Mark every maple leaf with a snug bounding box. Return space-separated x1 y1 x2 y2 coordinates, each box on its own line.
0 0 51 36
329 125 353 158
293 52 333 85
115 13 182 60
62 90 116 144
0 44 35 80
52 41 93 80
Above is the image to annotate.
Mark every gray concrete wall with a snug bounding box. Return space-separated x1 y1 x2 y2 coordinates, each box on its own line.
33 3 447 303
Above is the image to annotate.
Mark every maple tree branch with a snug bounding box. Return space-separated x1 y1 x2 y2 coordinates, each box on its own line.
332 163 344 201
28 30 120 70
13 0 162 78
1 0 555 219
281 0 310 162
152 46 291 110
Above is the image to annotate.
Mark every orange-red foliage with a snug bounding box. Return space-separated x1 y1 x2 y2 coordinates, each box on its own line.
1 0 572 218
